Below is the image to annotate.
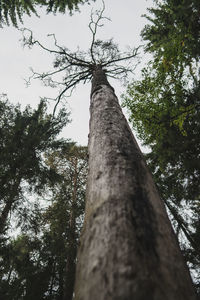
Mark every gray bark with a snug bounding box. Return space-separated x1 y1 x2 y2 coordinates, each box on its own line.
74 67 197 300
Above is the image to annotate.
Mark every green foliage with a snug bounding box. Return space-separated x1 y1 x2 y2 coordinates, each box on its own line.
45 0 91 14
0 144 87 300
142 0 200 62
0 234 51 300
123 0 200 288
0 0 42 27
0 95 70 234
0 0 94 27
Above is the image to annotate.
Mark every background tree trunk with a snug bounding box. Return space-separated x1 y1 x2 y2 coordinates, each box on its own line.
74 67 197 300
64 157 78 300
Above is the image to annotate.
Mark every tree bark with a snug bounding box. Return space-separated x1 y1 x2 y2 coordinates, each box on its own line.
74 66 197 300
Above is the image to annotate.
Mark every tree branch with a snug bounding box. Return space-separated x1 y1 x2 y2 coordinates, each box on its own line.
21 2 138 114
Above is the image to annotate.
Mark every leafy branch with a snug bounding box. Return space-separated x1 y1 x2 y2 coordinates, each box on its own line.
0 0 95 27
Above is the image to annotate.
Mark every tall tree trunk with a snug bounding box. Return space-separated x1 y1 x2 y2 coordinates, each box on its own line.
74 66 197 300
0 199 13 234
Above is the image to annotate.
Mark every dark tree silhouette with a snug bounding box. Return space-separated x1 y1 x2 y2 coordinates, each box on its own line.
0 0 94 27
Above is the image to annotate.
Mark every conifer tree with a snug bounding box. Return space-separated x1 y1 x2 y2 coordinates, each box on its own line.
0 95 69 235
0 0 93 27
0 144 87 300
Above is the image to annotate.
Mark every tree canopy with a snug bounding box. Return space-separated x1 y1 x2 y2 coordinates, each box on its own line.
0 95 70 234
0 144 87 300
20 3 138 115
0 0 94 27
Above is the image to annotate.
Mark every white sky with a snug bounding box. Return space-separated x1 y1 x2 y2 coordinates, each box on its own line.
0 0 153 146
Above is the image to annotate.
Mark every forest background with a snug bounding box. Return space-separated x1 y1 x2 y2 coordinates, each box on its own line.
0 0 199 299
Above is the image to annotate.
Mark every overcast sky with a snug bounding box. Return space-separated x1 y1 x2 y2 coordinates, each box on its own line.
0 0 153 146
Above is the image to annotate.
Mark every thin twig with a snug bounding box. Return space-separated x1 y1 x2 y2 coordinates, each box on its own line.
21 1 139 115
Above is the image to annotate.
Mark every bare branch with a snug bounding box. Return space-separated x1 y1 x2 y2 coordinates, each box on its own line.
21 28 91 68
21 1 139 114
52 71 91 116
89 0 110 64
102 47 140 67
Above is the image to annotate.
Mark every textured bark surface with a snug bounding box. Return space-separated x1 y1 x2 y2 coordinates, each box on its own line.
74 68 197 300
